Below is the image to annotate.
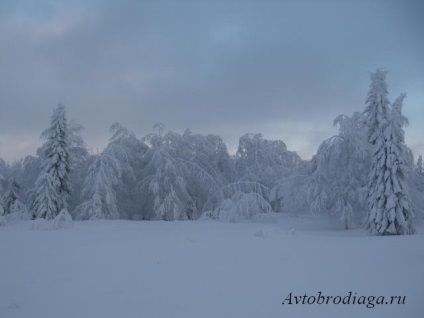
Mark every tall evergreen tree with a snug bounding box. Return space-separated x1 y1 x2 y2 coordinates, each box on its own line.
363 70 390 145
363 70 414 235
32 104 71 219
363 70 390 234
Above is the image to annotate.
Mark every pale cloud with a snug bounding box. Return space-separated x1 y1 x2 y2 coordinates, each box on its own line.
0 0 423 162
1 9 89 40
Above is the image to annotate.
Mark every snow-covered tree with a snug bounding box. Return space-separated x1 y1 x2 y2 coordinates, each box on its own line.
363 70 390 145
202 181 273 222
31 172 59 220
410 155 424 219
67 120 90 210
108 123 148 219
363 70 391 234
178 129 235 185
416 155 423 175
35 119 88 212
172 129 235 212
32 104 71 219
74 123 141 220
382 93 414 234
10 199 28 215
207 191 273 222
68 120 89 168
2 179 21 215
236 133 301 188
390 94 409 158
306 112 371 228
140 130 196 220
270 173 310 215
74 149 125 220
364 70 414 235
17 155 42 206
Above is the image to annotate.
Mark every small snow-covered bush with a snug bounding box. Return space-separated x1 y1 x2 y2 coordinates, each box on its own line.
54 209 73 229
1 200 31 224
0 216 6 226
204 192 273 223
32 218 55 230
4 211 31 224
32 209 73 230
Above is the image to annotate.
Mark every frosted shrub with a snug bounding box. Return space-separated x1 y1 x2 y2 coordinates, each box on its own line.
54 209 73 229
32 209 73 230
3 200 31 224
207 192 272 223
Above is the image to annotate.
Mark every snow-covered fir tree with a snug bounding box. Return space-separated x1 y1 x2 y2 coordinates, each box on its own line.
410 155 424 219
364 70 414 235
383 93 414 233
33 119 88 212
363 69 390 234
2 178 21 215
32 104 71 219
363 70 390 144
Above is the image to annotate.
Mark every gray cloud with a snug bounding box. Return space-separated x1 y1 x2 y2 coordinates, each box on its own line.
0 0 423 161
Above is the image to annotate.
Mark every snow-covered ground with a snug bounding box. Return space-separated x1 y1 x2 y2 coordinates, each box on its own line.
1 215 423 318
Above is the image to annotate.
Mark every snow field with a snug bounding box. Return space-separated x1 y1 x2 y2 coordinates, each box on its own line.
1 216 423 318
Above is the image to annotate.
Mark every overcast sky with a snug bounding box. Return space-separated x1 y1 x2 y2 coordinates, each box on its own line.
0 0 423 162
